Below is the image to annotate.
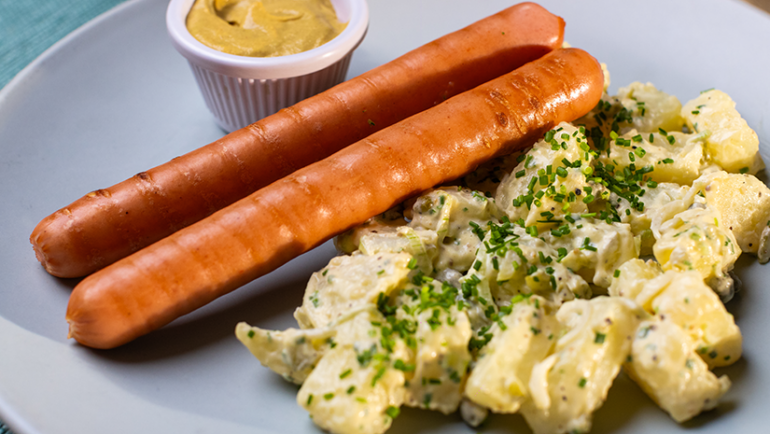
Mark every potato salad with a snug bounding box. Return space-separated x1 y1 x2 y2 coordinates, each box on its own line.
236 72 766 434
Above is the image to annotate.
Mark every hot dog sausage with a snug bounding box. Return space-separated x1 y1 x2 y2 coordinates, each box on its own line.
66 48 605 349
31 3 565 278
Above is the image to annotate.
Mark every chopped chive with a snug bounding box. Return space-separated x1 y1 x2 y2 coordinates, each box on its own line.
525 155 534 169
394 360 415 372
594 332 606 344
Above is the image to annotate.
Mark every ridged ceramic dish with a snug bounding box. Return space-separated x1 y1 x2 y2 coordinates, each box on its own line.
166 0 369 132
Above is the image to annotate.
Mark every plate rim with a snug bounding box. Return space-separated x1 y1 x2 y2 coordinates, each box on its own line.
0 0 144 106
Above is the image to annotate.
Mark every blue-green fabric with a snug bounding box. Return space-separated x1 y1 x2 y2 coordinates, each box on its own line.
0 0 129 430
0 0 129 89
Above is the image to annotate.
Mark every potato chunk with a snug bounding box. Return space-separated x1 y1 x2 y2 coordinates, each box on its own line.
401 303 472 414
648 271 742 369
653 203 740 293
465 296 559 413
297 310 408 434
596 130 704 185
295 252 412 329
542 218 638 289
615 82 685 134
695 171 770 254
496 123 594 229
682 89 763 174
608 258 663 300
520 297 643 434
625 318 731 422
617 269 742 370
409 187 497 273
235 323 335 384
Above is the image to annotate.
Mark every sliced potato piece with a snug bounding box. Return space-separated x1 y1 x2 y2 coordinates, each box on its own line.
236 323 335 384
465 296 559 413
625 318 731 422
295 252 412 329
695 171 770 254
520 297 643 434
682 89 763 174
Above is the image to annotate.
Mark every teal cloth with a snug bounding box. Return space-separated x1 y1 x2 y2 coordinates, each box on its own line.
0 0 128 89
0 1 128 430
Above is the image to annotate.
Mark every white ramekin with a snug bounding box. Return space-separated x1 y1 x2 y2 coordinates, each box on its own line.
166 0 369 132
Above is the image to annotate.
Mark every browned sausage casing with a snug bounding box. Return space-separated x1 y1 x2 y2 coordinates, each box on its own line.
31 2 566 278
66 48 605 349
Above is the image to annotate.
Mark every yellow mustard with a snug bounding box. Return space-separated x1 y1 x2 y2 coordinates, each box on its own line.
186 0 347 57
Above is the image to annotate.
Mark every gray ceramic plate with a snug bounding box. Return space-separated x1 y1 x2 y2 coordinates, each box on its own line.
1 0 769 433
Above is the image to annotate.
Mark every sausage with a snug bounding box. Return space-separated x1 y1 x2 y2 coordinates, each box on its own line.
65 48 605 349
31 2 566 278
